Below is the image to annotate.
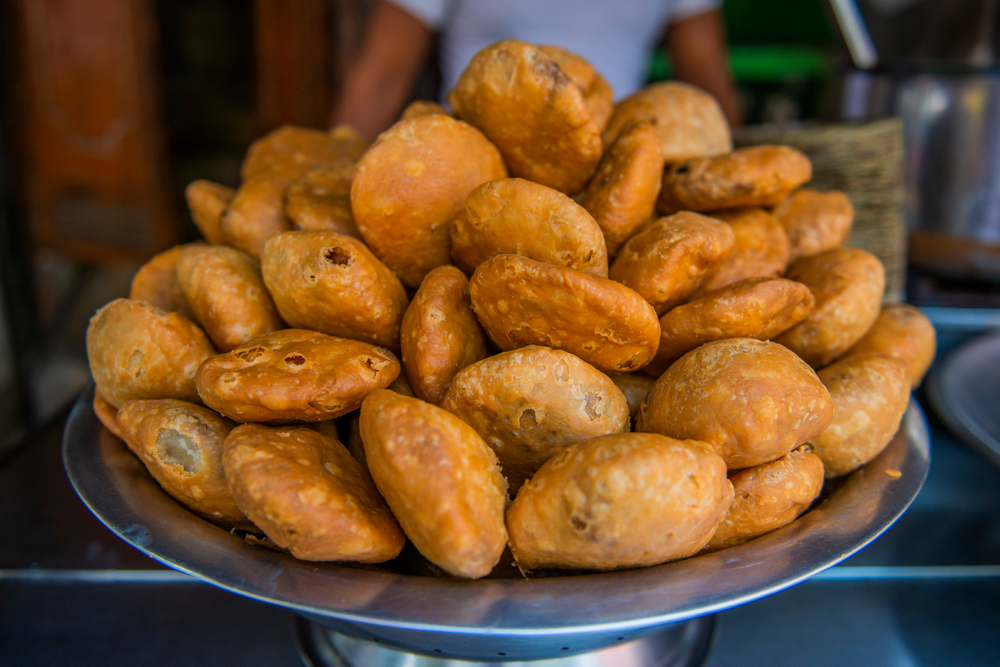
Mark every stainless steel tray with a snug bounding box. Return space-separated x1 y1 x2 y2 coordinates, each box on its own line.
63 385 930 662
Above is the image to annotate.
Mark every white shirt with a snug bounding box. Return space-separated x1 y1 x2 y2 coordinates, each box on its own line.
388 0 721 101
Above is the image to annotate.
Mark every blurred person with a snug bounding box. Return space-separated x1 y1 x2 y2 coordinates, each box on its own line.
332 0 742 141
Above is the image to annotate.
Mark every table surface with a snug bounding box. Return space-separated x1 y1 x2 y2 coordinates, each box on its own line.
2 392 999 667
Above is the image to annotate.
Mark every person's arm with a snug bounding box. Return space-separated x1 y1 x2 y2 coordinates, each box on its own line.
329 1 433 141
664 9 743 127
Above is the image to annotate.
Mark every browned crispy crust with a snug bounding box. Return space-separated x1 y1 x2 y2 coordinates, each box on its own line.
470 254 661 373
176 245 284 352
812 354 911 477
129 244 200 320
360 390 508 579
775 247 885 368
609 212 735 315
241 125 359 181
841 304 936 388
285 165 362 238
93 390 123 439
185 180 234 245
261 231 409 351
704 446 824 551
639 339 833 469
116 398 246 527
601 81 732 164
218 165 297 257
605 371 656 421
451 178 608 277
538 45 614 131
440 346 630 494
773 188 854 263
351 114 507 287
506 432 733 571
86 298 215 409
658 146 812 214
400 100 451 120
223 423 404 562
196 329 399 423
644 278 814 377
447 40 602 194
695 207 791 294
400 266 488 405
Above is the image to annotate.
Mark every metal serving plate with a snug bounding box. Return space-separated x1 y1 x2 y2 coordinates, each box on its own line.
63 386 930 662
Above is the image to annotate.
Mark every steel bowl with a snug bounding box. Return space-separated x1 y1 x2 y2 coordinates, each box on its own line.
63 385 930 662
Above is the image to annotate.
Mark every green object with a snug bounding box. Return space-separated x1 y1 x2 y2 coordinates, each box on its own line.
649 45 829 83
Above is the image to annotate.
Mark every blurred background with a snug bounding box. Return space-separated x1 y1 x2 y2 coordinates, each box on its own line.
1 0 999 456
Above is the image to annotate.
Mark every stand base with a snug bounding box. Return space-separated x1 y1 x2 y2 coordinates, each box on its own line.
296 615 715 667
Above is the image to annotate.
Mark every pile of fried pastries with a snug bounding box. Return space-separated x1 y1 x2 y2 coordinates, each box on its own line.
87 40 936 580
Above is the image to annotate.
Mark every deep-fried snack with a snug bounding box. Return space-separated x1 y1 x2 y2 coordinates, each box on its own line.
704 446 824 551
605 371 656 421
328 124 369 163
285 165 361 238
129 243 200 319
447 40 601 194
351 114 507 287
812 354 911 477
440 346 630 493
580 120 662 257
117 398 246 527
538 45 613 131
506 433 733 571
695 207 791 294
196 329 399 423
261 231 409 351
400 100 451 120
601 81 732 164
644 278 814 377
360 390 508 579
218 164 297 257
185 180 234 245
609 212 735 315
87 298 215 409
775 247 885 368
400 266 488 405
470 254 661 373
93 390 123 439
658 146 812 214
451 178 608 277
841 304 936 388
223 423 404 562
176 245 284 352
639 338 833 469
241 125 358 181
773 188 854 263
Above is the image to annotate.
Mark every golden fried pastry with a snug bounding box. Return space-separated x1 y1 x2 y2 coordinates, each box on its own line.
773 188 854 263
775 248 885 368
601 81 732 164
241 125 355 180
841 304 936 388
388 368 417 397
451 178 608 277
218 165 296 257
440 346 630 493
93 390 123 439
261 231 409 351
658 146 812 214
506 433 733 571
176 245 284 352
609 212 735 315
812 354 911 477
639 339 833 469
400 100 450 120
644 278 814 377
538 45 614 131
87 298 215 409
285 165 361 238
185 180 234 245
129 243 199 319
704 446 824 551
447 40 601 194
351 114 507 287
605 371 656 421
360 390 508 579
223 423 404 562
117 398 245 527
196 329 399 423
328 124 369 163
580 120 662 257
400 266 488 405
695 207 791 294
470 254 660 373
